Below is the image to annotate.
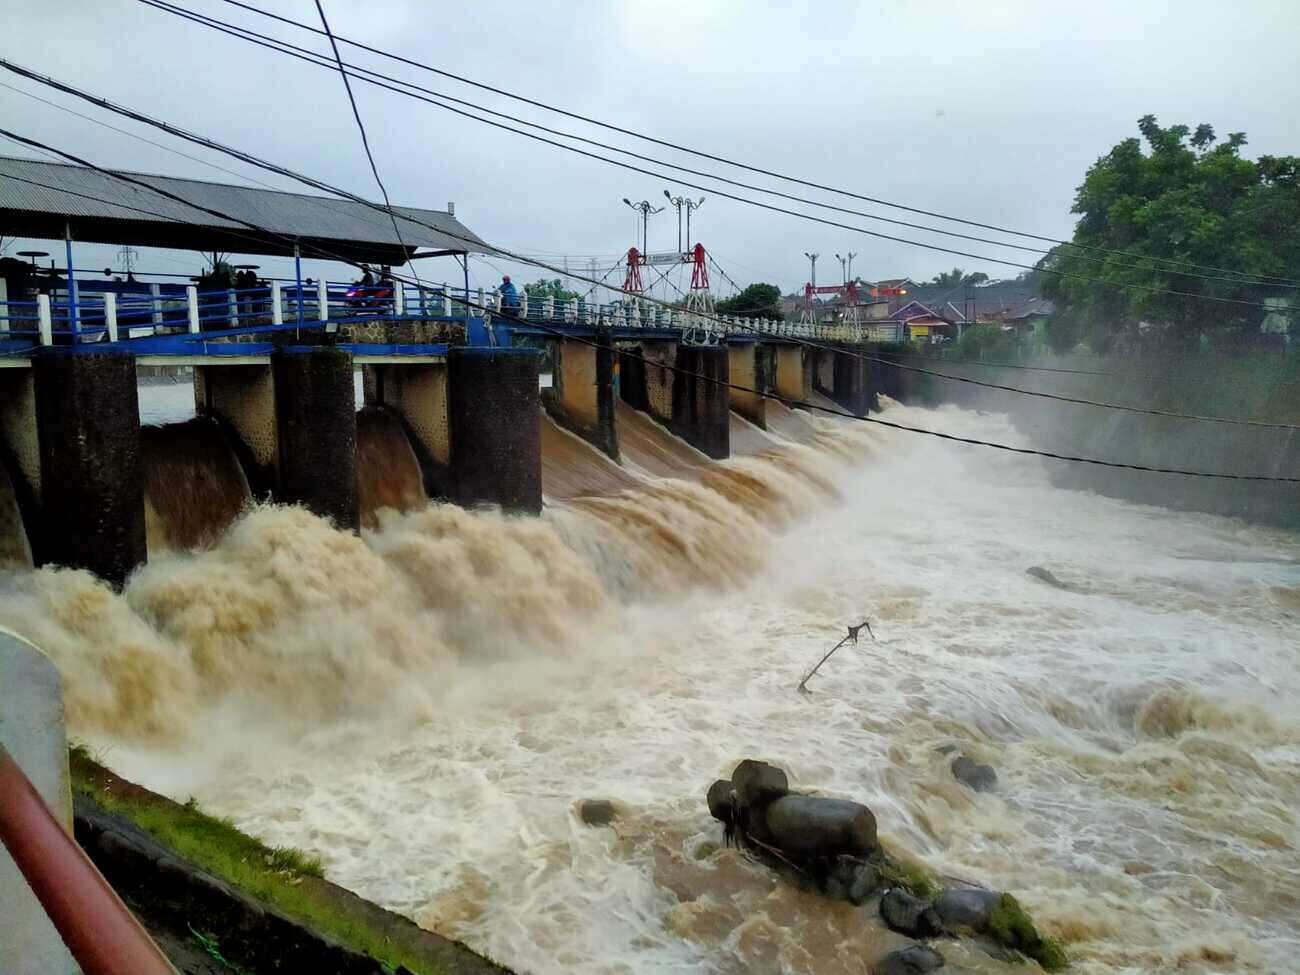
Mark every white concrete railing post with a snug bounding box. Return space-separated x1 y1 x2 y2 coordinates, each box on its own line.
393 280 405 316
317 279 329 322
631 302 641 328
271 281 283 325
476 287 485 319
543 296 554 320
227 288 238 328
186 285 199 334
0 277 8 331
36 294 52 345
150 282 162 326
103 292 118 342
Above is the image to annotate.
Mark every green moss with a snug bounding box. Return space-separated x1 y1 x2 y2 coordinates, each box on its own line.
988 893 1068 971
878 858 940 901
70 751 448 974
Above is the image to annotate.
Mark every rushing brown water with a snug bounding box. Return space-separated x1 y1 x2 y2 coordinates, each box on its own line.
356 405 427 527
141 419 251 553
1 392 1296 975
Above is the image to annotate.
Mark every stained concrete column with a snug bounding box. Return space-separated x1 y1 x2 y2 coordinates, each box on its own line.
774 344 808 403
672 344 730 460
271 346 358 531
545 330 617 459
831 349 878 416
447 347 541 513
728 342 768 429
813 347 835 397
32 348 145 586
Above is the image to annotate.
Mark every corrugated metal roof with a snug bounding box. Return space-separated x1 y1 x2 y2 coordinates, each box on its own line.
0 154 495 260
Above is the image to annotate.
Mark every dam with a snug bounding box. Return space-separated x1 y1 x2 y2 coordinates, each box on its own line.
2 157 1298 975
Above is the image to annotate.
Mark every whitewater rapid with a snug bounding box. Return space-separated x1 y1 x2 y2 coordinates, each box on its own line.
2 396 1297 974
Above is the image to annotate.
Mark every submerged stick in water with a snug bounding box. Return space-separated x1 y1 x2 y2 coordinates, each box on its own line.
797 621 874 693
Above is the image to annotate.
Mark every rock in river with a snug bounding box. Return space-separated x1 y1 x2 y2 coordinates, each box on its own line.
880 888 943 938
872 944 945 974
950 755 997 792
577 799 618 826
934 886 1001 934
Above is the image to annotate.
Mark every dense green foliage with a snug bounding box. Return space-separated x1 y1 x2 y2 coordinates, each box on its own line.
1040 116 1300 349
523 277 581 301
715 282 783 318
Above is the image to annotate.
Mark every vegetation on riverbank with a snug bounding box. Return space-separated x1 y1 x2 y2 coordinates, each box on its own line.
69 745 502 975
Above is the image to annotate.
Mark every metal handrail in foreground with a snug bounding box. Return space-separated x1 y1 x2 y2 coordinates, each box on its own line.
0 744 177 975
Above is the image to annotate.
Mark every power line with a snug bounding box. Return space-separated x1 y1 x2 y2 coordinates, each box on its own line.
5 126 1297 482
1 80 1293 429
134 0 1298 294
205 0 1300 288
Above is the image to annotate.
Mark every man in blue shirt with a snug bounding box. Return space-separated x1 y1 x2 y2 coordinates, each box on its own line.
499 275 520 312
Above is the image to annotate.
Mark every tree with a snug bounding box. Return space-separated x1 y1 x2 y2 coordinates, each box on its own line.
1039 116 1300 350
715 282 783 319
523 277 580 301
925 268 990 288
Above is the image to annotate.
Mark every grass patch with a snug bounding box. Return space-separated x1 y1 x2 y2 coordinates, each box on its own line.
988 893 1068 971
69 749 452 975
877 856 941 901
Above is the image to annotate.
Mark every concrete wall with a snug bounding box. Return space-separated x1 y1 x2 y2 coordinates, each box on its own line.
639 340 677 424
545 333 617 459
0 628 78 975
32 349 146 587
271 347 359 532
0 370 39 563
447 348 542 513
671 345 730 459
814 348 835 396
728 343 767 429
363 363 452 498
831 350 877 417
774 345 808 402
195 363 278 495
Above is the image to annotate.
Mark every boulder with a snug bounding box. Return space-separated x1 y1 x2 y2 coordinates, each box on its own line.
761 795 878 859
731 759 789 807
577 799 618 827
950 756 997 793
872 944 945 975
824 855 881 905
706 779 735 825
880 888 942 939
934 886 1001 934
933 743 959 755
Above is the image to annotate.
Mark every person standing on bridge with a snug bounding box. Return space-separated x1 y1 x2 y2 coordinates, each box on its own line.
499 274 520 313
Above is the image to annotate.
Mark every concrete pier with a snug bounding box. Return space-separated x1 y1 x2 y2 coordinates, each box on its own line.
774 344 810 403
31 349 146 586
831 350 877 417
271 347 359 531
728 343 770 429
544 331 618 459
447 347 542 513
671 345 730 460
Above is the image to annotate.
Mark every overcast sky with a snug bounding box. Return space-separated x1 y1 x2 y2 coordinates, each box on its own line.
2 0 1298 300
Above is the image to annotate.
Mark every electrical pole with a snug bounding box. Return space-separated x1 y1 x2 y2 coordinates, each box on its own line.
846 251 857 284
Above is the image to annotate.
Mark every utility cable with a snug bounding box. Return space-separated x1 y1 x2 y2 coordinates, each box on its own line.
1 90 1293 428
134 0 1298 292
6 53 1288 323
204 0 1300 287
5 127 1297 482
311 0 422 292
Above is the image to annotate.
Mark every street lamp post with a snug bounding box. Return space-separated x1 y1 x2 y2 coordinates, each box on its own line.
664 191 705 254
623 197 664 255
